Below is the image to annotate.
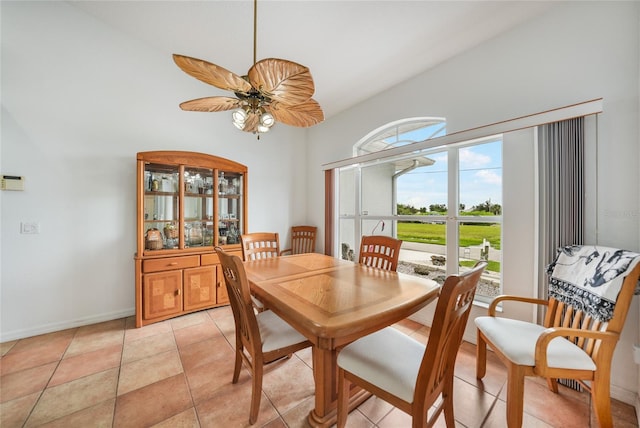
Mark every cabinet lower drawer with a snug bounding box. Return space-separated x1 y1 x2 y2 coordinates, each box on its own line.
201 253 219 266
143 255 200 273
201 250 243 266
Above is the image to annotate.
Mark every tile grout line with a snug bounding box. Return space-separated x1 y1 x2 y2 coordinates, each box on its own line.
22 326 82 427
110 321 127 428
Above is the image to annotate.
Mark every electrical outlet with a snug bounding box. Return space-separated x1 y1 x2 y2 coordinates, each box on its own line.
20 222 40 234
633 344 640 365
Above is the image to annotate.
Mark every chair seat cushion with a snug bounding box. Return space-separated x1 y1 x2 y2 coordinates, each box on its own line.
257 310 308 353
337 327 425 403
475 316 596 370
251 295 265 310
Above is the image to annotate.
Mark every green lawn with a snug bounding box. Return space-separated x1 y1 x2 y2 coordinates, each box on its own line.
397 222 501 249
460 259 501 272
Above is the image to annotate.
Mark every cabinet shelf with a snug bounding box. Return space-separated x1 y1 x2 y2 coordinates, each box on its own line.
185 193 214 197
145 191 178 196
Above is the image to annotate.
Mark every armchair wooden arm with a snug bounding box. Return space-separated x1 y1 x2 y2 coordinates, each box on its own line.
488 294 549 316
534 327 619 376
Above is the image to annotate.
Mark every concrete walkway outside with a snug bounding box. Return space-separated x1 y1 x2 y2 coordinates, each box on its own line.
398 241 501 295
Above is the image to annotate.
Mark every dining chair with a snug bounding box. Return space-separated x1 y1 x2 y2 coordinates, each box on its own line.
240 232 280 311
336 261 487 428
215 247 312 425
358 235 403 271
475 245 640 428
240 232 280 260
280 225 317 255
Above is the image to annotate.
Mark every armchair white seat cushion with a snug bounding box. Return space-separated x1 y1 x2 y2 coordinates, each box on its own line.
475 317 596 370
337 326 425 403
257 309 308 353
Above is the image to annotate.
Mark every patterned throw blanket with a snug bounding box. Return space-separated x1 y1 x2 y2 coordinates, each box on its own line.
546 245 640 322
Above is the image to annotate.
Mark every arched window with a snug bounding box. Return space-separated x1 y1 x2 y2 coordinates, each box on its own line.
353 117 446 157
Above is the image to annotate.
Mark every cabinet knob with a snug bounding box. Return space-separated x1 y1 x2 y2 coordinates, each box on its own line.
175 289 181 296
168 262 178 266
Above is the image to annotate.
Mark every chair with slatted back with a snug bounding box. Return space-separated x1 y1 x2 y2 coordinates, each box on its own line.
358 235 403 272
240 232 280 312
280 225 317 256
336 262 487 428
240 232 280 261
215 247 311 425
475 245 640 427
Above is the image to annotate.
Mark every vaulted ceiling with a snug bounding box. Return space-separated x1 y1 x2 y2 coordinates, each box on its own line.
70 1 553 119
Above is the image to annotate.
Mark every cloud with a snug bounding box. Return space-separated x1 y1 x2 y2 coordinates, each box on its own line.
475 169 502 185
407 196 428 207
460 148 491 168
431 152 448 163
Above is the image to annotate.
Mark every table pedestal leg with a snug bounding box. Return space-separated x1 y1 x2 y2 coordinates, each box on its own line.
308 346 371 428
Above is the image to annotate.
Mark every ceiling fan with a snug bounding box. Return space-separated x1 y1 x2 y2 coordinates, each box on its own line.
173 0 324 137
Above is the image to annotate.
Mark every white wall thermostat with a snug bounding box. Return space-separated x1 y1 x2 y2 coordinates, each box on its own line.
1 175 24 191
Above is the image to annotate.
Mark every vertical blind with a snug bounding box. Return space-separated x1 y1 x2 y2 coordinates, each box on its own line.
537 116 586 391
537 116 585 301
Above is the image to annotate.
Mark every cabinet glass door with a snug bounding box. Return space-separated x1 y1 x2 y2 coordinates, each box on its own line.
217 171 243 245
184 166 215 248
144 163 179 251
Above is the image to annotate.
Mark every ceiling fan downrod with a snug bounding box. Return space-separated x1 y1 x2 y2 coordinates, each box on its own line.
253 0 257 66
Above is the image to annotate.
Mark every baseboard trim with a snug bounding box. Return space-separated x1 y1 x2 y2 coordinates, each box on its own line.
0 308 135 342
635 394 640 426
610 384 636 407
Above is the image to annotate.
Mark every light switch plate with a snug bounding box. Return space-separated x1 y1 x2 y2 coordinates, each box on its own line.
633 344 640 365
20 222 40 234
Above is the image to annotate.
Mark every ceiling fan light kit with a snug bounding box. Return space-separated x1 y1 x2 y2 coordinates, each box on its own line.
173 0 323 139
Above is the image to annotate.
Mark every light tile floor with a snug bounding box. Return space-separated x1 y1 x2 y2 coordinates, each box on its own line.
1 307 638 427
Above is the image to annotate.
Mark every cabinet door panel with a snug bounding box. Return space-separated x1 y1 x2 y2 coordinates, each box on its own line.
143 271 182 319
216 265 229 305
184 266 217 310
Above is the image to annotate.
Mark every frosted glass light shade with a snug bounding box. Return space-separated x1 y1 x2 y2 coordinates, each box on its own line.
260 112 275 128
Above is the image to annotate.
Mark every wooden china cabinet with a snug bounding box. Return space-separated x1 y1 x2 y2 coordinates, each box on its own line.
134 151 247 327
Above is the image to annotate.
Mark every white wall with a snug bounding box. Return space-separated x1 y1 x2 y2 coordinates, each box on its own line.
0 1 308 340
307 2 640 404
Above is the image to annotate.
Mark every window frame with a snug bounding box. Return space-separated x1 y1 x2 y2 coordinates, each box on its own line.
335 135 503 303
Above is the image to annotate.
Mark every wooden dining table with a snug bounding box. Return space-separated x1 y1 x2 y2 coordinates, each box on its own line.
243 253 441 428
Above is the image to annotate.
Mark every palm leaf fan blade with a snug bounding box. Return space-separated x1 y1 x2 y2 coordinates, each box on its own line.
173 54 252 94
248 58 315 105
179 97 241 112
241 112 260 133
269 99 324 128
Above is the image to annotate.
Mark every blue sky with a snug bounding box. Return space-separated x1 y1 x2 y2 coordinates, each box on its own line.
396 139 502 210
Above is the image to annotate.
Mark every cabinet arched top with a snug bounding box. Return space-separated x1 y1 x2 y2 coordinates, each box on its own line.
137 151 247 173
